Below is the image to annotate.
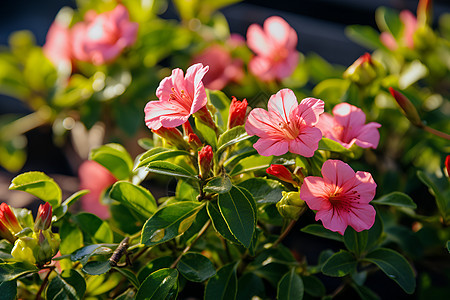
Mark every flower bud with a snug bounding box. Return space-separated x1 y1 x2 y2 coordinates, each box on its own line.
194 106 217 129
152 127 190 150
198 145 213 179
266 164 298 187
388 87 423 127
417 0 432 26
182 122 203 150
0 203 23 234
343 53 383 86
35 230 60 266
0 221 16 243
11 236 38 265
276 191 307 220
445 155 450 178
34 202 52 231
228 97 248 129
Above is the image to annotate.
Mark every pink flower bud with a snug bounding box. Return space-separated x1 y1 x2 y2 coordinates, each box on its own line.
389 87 423 127
0 203 22 234
266 164 298 186
152 127 190 150
182 122 203 150
198 145 213 179
445 155 450 178
34 202 52 231
228 97 248 129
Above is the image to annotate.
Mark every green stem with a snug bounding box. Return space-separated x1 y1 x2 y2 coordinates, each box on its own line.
1 108 52 141
272 219 297 248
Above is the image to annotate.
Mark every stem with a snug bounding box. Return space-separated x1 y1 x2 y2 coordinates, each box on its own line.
272 220 297 248
35 267 54 300
1 109 52 141
423 125 450 140
170 220 211 268
330 282 347 298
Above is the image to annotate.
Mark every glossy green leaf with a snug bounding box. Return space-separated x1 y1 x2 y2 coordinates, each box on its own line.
312 79 349 105
90 143 133 180
177 252 216 282
301 224 343 242
175 180 199 201
302 275 326 297
54 190 90 221
114 267 140 288
110 181 157 219
277 269 304 300
318 138 353 156
372 192 417 209
417 170 449 220
365 213 384 251
82 261 111 275
141 201 203 246
137 256 174 284
218 186 256 248
0 136 26 173
46 270 86 300
0 280 16 300
206 89 230 131
9 171 61 206
247 247 294 286
237 178 285 203
207 201 241 245
0 261 38 282
364 248 416 294
345 25 387 50
204 262 238 300
137 149 191 169
70 244 113 266
195 117 217 150
237 273 265 300
344 227 368 256
375 7 402 37
216 126 251 156
73 213 113 244
322 250 357 277
59 222 83 255
229 155 273 176
138 138 154 150
203 174 232 194
146 161 199 181
136 268 178 300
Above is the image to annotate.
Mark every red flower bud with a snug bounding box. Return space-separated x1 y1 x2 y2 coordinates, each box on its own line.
0 203 22 234
228 97 248 129
0 220 15 243
198 145 213 179
417 0 432 26
152 126 190 150
182 122 203 150
343 53 383 85
445 155 450 178
389 87 423 127
194 106 217 129
266 164 298 186
34 202 52 231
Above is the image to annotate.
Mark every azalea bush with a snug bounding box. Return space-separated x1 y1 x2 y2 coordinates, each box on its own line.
1 0 449 299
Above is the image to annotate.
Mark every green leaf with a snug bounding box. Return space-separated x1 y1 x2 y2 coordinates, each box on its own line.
73 213 113 244
137 148 191 169
351 284 380 300
0 261 38 282
203 174 232 194
216 126 251 156
138 138 154 150
207 201 241 245
417 170 449 220
237 273 265 300
59 222 83 255
82 261 111 275
195 118 217 150
204 262 238 300
318 138 353 156
53 190 90 221
177 252 216 282
218 186 256 248
9 171 61 206
175 180 199 201
364 248 416 294
312 79 349 105
136 268 178 300
237 178 285 203
372 192 417 209
229 155 273 176
114 267 140 288
277 269 304 300
301 224 344 242
375 7 402 38
447 240 450 253
70 244 113 265
302 275 325 297
137 256 175 284
345 25 387 50
365 213 384 251
90 143 133 180
46 270 86 300
110 181 157 219
344 227 368 256
206 89 230 131
141 201 203 246
0 280 16 300
322 250 357 277
146 161 199 181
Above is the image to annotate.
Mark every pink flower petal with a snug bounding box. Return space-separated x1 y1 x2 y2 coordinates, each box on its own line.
347 204 376 232
316 208 348 235
245 108 285 139
300 176 330 210
295 97 325 126
253 138 289 156
288 127 322 157
268 89 298 123
321 160 355 187
354 122 381 149
264 16 296 48
246 24 273 57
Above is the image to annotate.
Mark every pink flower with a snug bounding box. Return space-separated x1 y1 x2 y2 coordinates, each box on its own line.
245 88 324 157
191 45 244 90
43 20 72 68
78 161 117 219
316 103 381 149
380 10 418 51
72 4 138 65
246 16 299 81
144 63 209 130
300 160 377 235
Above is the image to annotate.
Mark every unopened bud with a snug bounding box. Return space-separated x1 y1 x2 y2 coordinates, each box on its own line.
34 202 52 231
417 0 432 26
182 122 203 150
276 192 307 220
389 87 423 127
198 145 213 179
35 230 60 266
0 203 23 234
228 97 248 129
152 127 190 150
0 221 15 243
266 165 298 187
343 53 383 86
445 155 450 178
11 237 37 265
194 106 217 129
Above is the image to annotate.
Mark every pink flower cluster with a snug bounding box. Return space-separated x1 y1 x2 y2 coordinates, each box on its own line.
43 4 138 67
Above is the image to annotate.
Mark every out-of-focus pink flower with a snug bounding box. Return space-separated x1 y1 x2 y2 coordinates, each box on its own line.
144 63 209 130
380 10 418 51
191 45 244 90
266 164 298 186
198 145 213 179
34 202 52 231
228 97 248 129
246 16 298 81
72 4 138 65
79 160 117 219
0 203 22 234
228 33 245 47
43 20 72 68
316 103 381 149
300 160 377 235
245 88 323 157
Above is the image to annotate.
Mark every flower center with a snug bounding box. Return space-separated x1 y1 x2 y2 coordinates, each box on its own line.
329 190 360 212
169 87 192 112
279 121 299 140
272 47 288 63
